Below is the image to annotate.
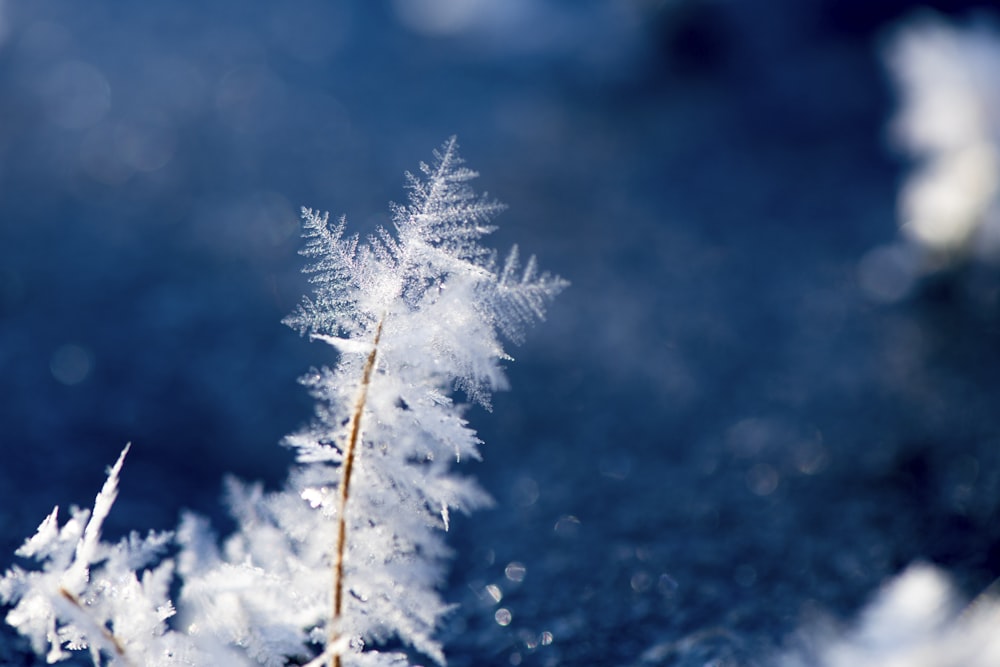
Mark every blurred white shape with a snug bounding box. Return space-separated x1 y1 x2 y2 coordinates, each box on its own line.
888 18 999 154
504 561 526 583
782 563 1000 667
37 60 111 130
484 583 503 603
902 142 998 250
885 14 1000 268
851 563 954 651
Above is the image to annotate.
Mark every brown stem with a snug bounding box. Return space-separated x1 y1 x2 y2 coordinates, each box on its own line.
58 586 133 667
330 317 384 667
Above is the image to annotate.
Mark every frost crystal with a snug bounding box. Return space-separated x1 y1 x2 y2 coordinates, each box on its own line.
0 445 203 666
185 137 565 666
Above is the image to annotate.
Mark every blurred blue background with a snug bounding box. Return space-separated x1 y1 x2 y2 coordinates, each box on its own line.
3 1 1000 665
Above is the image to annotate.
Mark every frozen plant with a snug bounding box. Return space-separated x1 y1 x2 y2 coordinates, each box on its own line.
0 445 206 666
251 134 565 665
1 138 565 667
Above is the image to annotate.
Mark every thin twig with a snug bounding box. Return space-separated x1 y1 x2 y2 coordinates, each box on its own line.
329 317 384 667
58 586 134 667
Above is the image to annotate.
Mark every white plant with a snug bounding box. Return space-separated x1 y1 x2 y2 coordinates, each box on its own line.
0 445 204 666
1 138 564 667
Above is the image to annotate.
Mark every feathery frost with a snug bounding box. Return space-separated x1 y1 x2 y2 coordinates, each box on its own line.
2 137 564 667
264 135 566 665
0 445 204 666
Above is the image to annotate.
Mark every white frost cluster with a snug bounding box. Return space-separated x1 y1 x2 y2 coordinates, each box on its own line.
1 138 564 666
0 445 207 666
782 563 1000 667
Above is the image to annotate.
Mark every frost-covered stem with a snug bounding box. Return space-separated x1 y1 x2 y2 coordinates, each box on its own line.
330 316 384 667
58 586 134 667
